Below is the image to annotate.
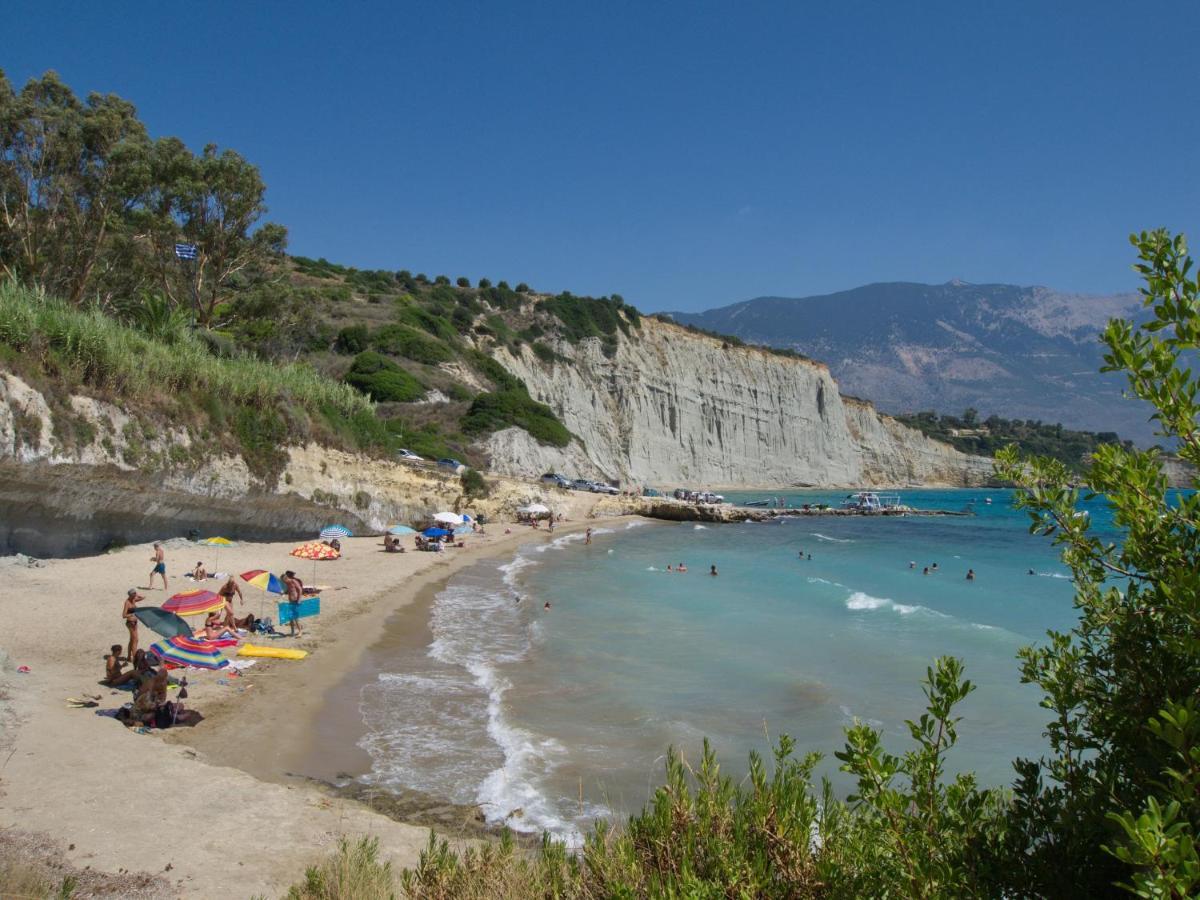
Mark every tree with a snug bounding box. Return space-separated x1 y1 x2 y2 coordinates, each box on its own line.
0 69 152 304
477 277 491 289
455 276 470 287
137 138 287 325
962 407 979 427
993 229 1200 898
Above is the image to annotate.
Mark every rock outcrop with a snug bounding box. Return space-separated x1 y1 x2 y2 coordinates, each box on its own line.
488 317 994 488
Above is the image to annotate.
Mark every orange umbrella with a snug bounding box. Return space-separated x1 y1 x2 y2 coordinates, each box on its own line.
162 589 224 617
290 541 340 560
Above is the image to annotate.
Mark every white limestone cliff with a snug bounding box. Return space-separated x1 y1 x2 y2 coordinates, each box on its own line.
487 317 994 487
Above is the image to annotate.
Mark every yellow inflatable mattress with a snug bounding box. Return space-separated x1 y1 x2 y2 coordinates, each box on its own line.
237 643 308 660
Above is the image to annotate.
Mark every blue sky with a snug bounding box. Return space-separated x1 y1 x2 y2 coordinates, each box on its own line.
6 1 1199 311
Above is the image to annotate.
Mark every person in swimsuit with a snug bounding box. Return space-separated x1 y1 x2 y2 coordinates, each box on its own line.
122 589 143 661
283 571 303 637
103 644 125 684
710 564 718 576
585 528 592 545
192 561 208 581
966 569 976 581
219 576 242 630
148 543 167 590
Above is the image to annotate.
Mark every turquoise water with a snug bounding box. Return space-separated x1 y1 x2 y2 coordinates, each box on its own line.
359 489 1102 840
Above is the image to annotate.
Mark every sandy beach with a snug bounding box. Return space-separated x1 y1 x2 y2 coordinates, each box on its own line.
0 506 623 898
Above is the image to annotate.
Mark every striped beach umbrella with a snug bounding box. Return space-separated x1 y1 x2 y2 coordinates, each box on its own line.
319 525 352 541
240 569 285 594
149 635 229 670
162 589 224 617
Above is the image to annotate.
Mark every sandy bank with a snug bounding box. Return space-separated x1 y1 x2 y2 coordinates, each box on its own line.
0 501 623 898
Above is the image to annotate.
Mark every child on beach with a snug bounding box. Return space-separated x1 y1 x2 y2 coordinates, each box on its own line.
103 645 125 683
283 571 303 637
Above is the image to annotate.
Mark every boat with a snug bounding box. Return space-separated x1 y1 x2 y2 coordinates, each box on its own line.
840 491 906 512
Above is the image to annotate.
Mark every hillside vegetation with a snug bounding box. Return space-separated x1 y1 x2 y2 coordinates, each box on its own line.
895 409 1132 472
0 68 646 468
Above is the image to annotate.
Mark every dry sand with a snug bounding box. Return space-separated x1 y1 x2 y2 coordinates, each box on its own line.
0 503 624 898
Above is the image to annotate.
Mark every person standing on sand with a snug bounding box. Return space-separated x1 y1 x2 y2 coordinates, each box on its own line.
122 589 143 661
148 543 166 589
219 575 243 630
284 571 303 637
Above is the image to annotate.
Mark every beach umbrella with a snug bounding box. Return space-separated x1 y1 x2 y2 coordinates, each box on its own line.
319 525 353 540
453 525 472 536
132 606 193 639
387 525 415 535
200 535 235 567
432 512 464 525
162 589 224 617
240 569 285 594
290 541 340 560
422 527 452 537
149 635 229 670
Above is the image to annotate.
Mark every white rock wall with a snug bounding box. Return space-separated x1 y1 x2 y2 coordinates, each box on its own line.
489 317 993 488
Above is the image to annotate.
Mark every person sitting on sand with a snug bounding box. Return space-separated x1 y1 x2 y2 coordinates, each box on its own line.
201 611 225 640
329 538 342 553
110 649 151 689
148 542 167 590
192 561 208 581
122 589 143 662
103 644 125 684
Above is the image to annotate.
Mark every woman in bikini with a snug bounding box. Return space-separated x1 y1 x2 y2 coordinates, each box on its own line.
218 575 242 630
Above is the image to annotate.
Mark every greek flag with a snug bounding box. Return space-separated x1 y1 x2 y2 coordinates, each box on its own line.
174 243 198 260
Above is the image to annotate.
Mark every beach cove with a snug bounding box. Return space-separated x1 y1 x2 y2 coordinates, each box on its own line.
0 508 626 898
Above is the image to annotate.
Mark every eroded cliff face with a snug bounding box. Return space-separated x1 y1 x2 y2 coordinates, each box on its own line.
0 373 626 556
488 317 993 488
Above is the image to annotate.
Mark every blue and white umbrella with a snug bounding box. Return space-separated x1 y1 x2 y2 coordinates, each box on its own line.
387 525 415 535
432 512 465 525
422 527 452 537
319 525 353 540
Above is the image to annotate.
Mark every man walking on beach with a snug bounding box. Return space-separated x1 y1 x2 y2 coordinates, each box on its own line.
284 571 303 637
122 588 144 661
148 543 167 589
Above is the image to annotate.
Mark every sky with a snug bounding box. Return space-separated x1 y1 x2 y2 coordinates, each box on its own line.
6 1 1199 312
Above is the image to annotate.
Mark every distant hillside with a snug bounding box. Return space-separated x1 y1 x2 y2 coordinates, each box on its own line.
666 282 1159 445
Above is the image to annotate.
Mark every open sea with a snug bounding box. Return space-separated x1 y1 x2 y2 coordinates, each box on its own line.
357 489 1105 841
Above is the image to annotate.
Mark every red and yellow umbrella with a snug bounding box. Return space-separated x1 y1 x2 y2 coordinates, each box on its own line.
241 569 286 594
290 541 340 561
162 589 224 617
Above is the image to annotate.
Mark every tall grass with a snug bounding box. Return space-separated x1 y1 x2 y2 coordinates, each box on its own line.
0 280 371 419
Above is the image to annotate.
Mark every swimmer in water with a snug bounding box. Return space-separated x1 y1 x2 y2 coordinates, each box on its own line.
1028 568 1036 575
710 564 718 576
909 561 916 569
966 569 975 581
931 562 939 571
923 566 930 576
666 564 673 572
543 601 551 610
677 562 687 572
807 554 812 561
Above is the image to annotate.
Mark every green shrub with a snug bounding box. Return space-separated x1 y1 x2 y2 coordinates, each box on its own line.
460 467 490 498
384 420 454 460
541 292 639 343
531 341 560 364
456 277 470 287
395 303 459 345
334 324 369 354
515 282 531 293
477 277 491 289
233 404 290 482
288 836 395 899
447 383 473 403
371 325 453 364
434 275 450 285
461 389 570 447
344 352 425 402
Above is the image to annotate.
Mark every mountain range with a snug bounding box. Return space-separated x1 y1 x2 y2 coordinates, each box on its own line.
666 281 1158 445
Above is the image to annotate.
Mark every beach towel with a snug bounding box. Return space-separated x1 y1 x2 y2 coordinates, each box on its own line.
277 596 320 624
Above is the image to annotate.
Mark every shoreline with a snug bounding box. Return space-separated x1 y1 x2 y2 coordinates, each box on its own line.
167 516 634 814
0 502 629 898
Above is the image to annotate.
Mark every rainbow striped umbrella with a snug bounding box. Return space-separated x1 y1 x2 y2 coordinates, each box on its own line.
162 589 224 617
240 569 285 594
149 635 229 670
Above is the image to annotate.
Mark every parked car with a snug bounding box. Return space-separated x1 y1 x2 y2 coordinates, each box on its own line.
540 473 570 487
569 479 593 491
438 457 465 472
591 482 620 495
396 449 424 462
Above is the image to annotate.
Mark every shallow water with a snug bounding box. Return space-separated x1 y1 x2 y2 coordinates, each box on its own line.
358 489 1115 840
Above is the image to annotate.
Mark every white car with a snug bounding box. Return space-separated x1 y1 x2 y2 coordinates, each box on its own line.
396 449 424 462
590 482 620 495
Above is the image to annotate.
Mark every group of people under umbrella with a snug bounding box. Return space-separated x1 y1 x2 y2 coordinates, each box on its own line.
109 527 356 728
